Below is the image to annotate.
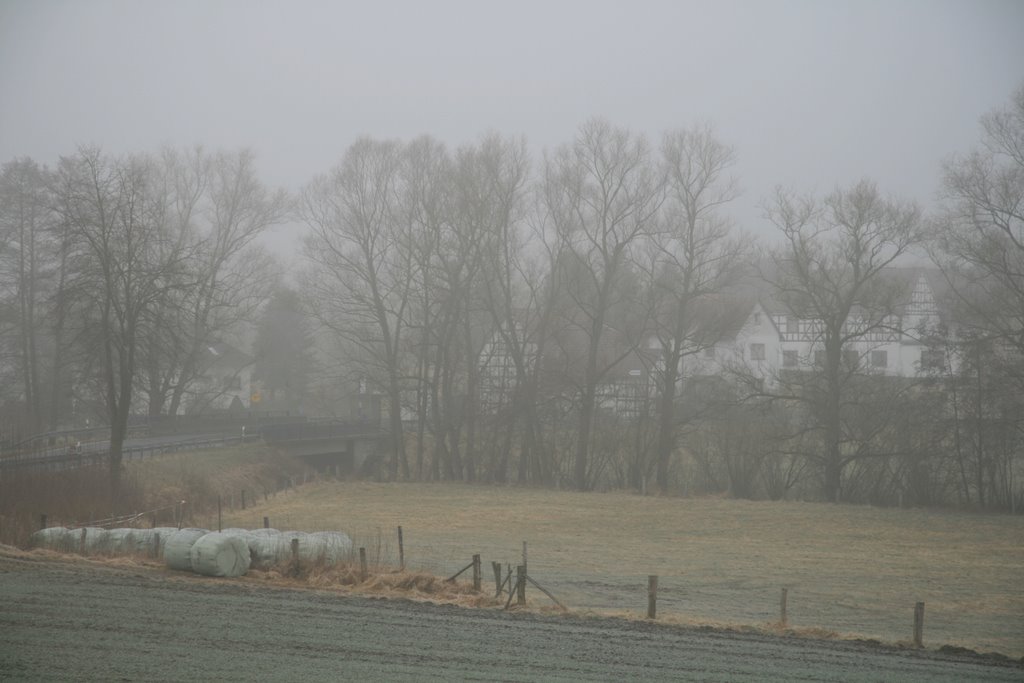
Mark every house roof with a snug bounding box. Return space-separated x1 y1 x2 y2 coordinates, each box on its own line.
204 341 254 371
749 261 956 324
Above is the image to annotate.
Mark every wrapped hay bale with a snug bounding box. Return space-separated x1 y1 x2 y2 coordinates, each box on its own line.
248 528 280 537
152 527 179 557
189 531 251 578
220 527 252 536
28 526 71 551
105 528 137 555
282 531 318 564
119 528 161 556
79 527 112 555
309 531 353 565
246 533 288 569
164 528 210 571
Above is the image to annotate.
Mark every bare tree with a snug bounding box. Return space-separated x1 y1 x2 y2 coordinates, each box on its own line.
164 148 286 416
645 125 746 494
935 84 1024 356
930 84 1024 512
399 136 449 480
543 120 663 490
59 148 195 495
0 158 55 434
302 138 413 480
760 180 922 502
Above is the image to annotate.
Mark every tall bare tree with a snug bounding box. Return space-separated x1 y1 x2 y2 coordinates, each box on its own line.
302 138 413 480
543 120 663 490
646 125 746 494
0 158 55 434
166 148 286 416
760 180 922 502
448 134 533 482
935 84 1024 356
59 148 195 494
933 84 1024 510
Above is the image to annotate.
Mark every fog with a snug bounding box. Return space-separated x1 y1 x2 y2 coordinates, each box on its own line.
2 0 1022 258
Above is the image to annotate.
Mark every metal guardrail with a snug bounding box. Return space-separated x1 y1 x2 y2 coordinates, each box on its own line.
0 436 245 472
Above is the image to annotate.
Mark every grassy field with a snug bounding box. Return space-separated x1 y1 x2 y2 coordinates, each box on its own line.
217 480 1024 658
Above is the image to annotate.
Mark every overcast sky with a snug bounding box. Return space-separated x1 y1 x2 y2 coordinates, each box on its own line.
2 0 1022 258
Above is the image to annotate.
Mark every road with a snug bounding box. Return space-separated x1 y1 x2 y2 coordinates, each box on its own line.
0 551 1019 682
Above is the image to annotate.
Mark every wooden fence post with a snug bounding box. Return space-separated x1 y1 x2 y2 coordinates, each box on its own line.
522 541 528 576
647 575 658 619
359 547 368 580
40 514 47 530
397 526 404 570
913 602 925 648
780 587 788 627
472 554 481 592
492 561 503 597
516 565 526 605
263 516 269 529
217 496 222 533
290 537 300 573
152 532 161 559
79 527 87 554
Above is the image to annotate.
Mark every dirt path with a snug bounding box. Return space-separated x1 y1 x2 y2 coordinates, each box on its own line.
1 552 1019 682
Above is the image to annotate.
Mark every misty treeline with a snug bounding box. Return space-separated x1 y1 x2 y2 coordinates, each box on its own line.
0 147 287 494
1 86 1022 510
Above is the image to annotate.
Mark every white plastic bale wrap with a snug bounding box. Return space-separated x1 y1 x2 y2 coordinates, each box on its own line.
105 528 136 554
189 531 251 577
152 527 178 557
79 527 111 554
163 528 210 571
219 527 250 535
257 530 354 566
245 530 285 569
120 528 159 555
248 528 280 537
281 531 313 563
28 526 71 551
309 531 353 564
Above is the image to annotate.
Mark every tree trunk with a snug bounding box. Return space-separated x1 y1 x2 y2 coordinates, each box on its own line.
575 385 596 491
654 340 682 494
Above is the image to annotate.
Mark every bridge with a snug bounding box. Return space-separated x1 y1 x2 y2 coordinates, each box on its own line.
0 415 390 477
259 420 389 475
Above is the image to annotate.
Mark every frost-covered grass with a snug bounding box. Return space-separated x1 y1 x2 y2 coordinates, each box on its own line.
223 480 1024 658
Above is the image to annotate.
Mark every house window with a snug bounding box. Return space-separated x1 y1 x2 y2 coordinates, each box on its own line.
783 349 798 367
750 343 766 361
752 312 761 324
871 350 887 368
843 349 860 369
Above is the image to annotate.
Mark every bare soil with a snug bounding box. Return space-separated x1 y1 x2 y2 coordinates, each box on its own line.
1 549 1020 682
